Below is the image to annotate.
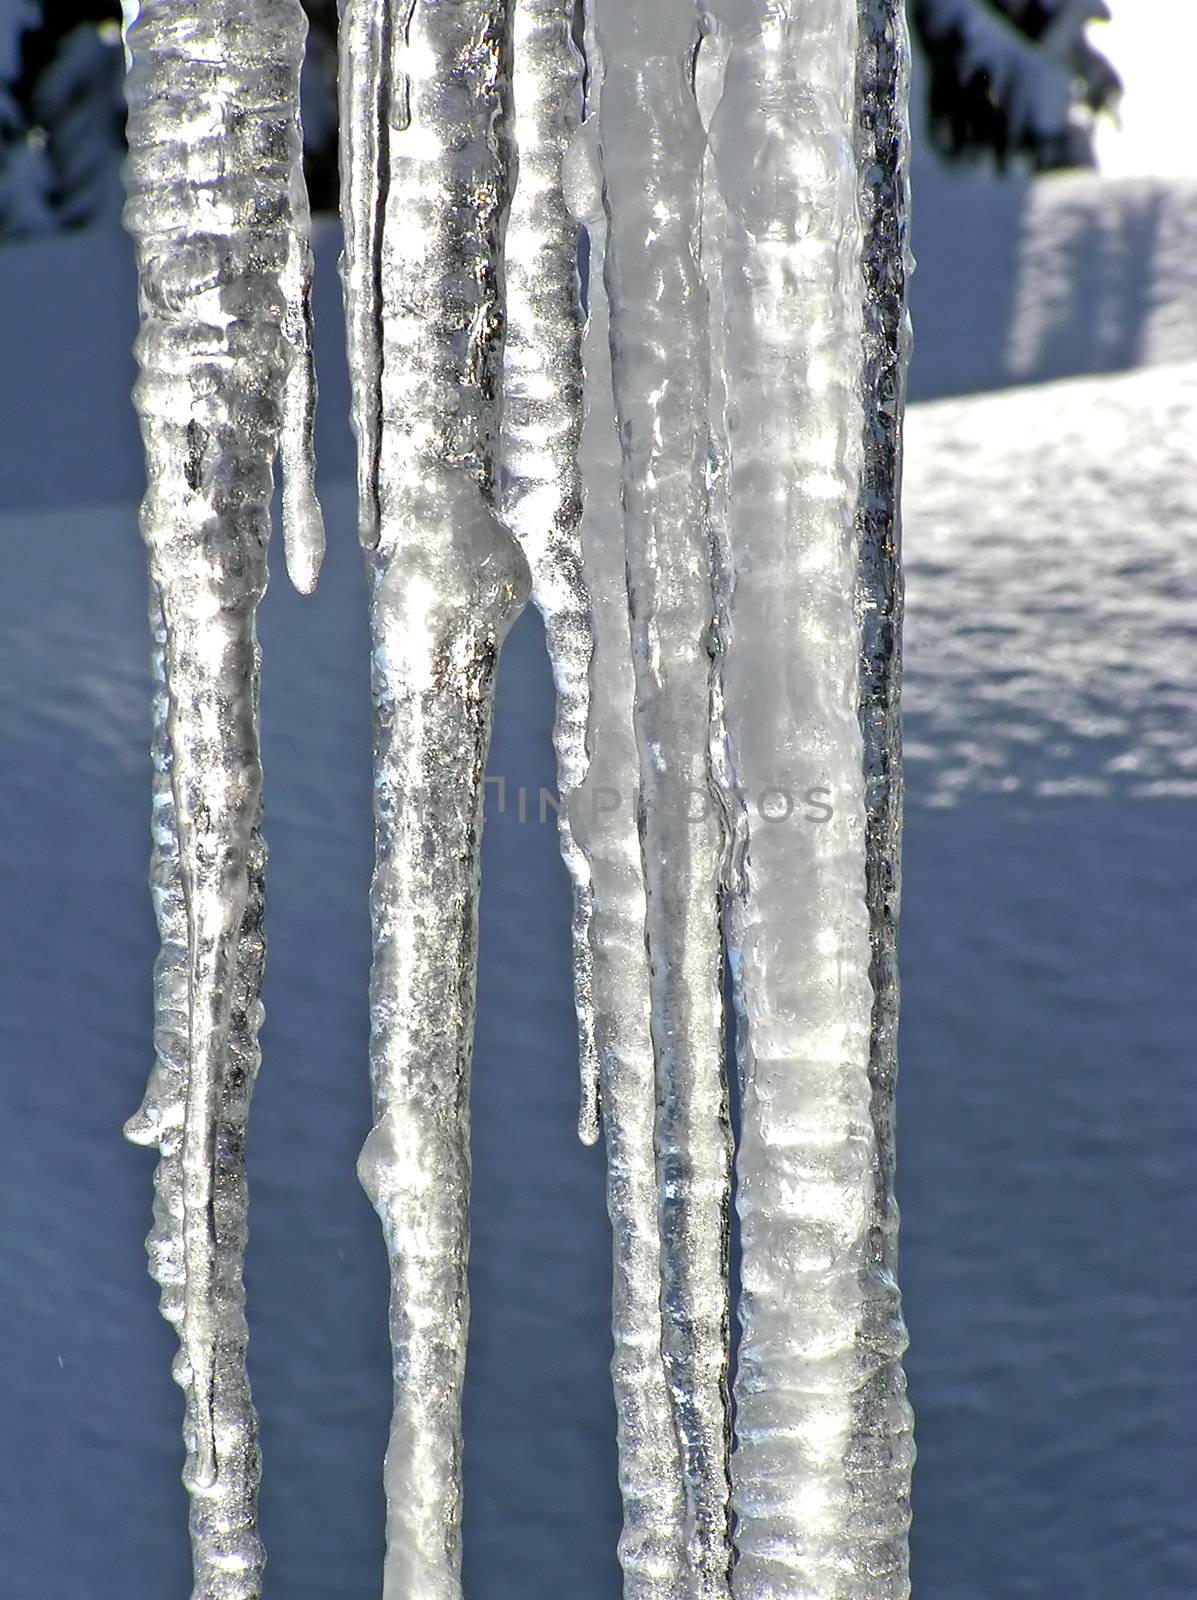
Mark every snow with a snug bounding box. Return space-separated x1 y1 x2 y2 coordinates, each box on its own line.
904 363 1197 809
905 154 1197 399
1 133 1196 1600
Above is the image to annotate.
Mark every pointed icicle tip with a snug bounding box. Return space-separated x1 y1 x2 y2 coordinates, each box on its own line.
282 482 327 595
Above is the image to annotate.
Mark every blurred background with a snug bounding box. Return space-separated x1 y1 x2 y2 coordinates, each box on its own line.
1 3 1194 1597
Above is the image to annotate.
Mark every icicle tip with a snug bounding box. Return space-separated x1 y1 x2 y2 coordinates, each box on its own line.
282 484 327 595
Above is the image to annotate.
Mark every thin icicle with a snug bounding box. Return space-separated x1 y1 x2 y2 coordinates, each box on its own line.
337 5 529 1596
590 4 734 1593
122 0 318 1583
279 129 326 594
503 0 599 1144
336 0 385 550
705 2 913 1592
565 100 690 1598
854 0 918 1571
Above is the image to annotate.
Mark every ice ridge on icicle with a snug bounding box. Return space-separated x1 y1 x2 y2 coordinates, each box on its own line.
125 594 268 1598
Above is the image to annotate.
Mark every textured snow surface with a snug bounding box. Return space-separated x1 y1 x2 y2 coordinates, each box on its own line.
2 360 1196 1598
904 363 1197 807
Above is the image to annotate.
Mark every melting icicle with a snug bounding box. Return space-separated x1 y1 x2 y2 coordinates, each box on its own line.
338 4 529 1594
566 99 690 1599
704 1 914 1592
503 0 599 1144
336 0 385 551
279 139 326 594
588 3 734 1593
854 0 918 1574
122 0 321 1583
122 0 915 1587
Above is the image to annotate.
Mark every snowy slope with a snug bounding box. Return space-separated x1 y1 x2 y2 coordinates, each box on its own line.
2 355 1194 1597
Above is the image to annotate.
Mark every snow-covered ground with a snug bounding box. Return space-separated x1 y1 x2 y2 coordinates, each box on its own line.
905 363 1197 807
1 178 1195 1595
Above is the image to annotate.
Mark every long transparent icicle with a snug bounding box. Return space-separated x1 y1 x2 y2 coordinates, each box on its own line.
503 0 599 1143
705 3 913 1593
564 103 690 1599
590 5 733 1594
337 5 529 1596
122 2 321 1587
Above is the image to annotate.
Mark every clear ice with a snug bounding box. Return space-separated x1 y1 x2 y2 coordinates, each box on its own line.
125 0 914 1593
588 5 736 1593
338 3 528 1596
704 2 915 1594
502 0 599 1144
122 0 321 1591
567 49 690 1600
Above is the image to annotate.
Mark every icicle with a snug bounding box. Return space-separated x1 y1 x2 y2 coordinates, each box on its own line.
565 99 690 1598
854 0 918 1568
704 2 914 1593
589 4 734 1594
122 0 319 1583
338 4 529 1596
279 122 326 594
336 0 385 551
503 0 599 1144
